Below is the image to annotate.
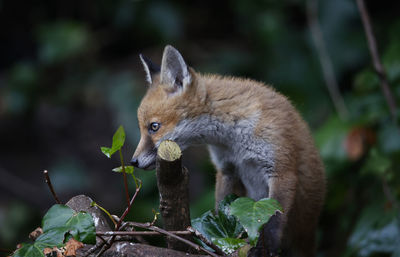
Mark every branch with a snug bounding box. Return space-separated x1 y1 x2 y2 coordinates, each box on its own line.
187 226 226 256
355 0 398 122
97 231 192 237
156 140 193 252
43 170 61 204
126 222 220 257
307 0 349 120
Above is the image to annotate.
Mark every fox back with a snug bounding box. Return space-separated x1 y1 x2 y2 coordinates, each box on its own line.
131 45 325 257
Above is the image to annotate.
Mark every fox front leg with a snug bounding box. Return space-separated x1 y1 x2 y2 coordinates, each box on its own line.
215 170 246 210
249 172 297 257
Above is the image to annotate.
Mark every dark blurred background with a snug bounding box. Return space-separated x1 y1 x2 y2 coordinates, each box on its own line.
1 0 400 256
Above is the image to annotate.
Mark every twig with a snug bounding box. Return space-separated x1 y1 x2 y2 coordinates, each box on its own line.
97 230 192 237
355 0 398 122
83 241 106 257
307 0 349 121
127 222 220 257
43 170 61 204
116 185 141 229
187 226 226 256
96 234 111 246
94 185 142 257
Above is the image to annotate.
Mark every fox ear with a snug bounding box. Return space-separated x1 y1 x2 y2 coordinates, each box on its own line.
160 45 192 93
139 54 160 84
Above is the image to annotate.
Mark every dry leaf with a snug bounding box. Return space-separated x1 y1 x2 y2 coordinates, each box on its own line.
64 238 84 256
43 246 63 257
29 227 43 240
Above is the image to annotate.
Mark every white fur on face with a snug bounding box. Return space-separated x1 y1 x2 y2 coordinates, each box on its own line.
137 149 157 170
158 114 275 200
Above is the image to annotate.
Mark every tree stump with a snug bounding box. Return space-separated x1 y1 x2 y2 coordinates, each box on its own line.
156 140 193 252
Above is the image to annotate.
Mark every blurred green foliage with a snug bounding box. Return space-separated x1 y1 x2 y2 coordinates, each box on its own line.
0 0 400 256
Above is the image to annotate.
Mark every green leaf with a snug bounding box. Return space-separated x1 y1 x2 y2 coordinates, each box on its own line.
35 227 68 248
192 195 244 241
42 204 74 232
112 166 134 174
100 125 126 158
12 227 68 257
42 204 95 244
13 243 44 257
111 125 125 152
100 147 113 158
65 212 96 244
230 197 282 244
212 238 247 254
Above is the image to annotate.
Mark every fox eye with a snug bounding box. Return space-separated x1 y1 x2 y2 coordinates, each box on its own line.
149 122 161 133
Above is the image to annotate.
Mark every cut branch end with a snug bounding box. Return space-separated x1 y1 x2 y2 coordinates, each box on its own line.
158 140 182 161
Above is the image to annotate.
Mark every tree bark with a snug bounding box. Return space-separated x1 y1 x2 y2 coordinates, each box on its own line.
156 140 193 252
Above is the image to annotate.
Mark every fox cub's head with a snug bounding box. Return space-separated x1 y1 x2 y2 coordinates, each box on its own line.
131 45 206 169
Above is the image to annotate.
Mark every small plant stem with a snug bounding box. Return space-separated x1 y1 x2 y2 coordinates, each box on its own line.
116 184 141 229
43 170 61 204
92 202 117 227
119 149 130 207
355 0 398 122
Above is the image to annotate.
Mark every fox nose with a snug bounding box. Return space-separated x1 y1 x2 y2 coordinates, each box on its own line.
130 157 139 167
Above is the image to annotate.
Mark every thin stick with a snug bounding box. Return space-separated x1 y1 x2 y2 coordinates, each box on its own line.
97 231 192 236
83 242 106 257
187 226 226 256
94 185 142 257
355 0 398 122
96 235 111 246
116 185 141 229
307 0 349 120
43 170 61 204
127 222 220 257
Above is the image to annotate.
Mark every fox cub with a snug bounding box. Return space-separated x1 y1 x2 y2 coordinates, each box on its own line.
131 45 325 257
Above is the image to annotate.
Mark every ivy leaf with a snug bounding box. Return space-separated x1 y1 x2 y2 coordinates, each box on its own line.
42 204 95 244
112 166 134 174
12 244 43 257
192 195 243 241
65 212 96 244
230 197 282 244
42 205 74 232
100 125 126 158
212 238 247 254
191 195 244 253
13 204 96 257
